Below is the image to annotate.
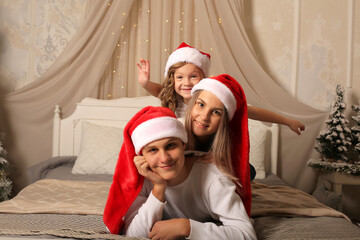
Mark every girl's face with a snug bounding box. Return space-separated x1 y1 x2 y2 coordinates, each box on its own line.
191 91 224 138
174 63 204 104
141 137 187 186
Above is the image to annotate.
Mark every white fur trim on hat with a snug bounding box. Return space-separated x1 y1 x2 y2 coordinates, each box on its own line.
164 47 210 78
191 78 237 120
131 116 187 155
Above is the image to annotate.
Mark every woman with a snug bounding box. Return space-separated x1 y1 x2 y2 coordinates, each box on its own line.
185 74 252 216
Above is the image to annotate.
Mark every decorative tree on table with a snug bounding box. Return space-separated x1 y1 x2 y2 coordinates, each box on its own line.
0 132 12 201
309 85 359 175
350 104 360 160
314 85 352 162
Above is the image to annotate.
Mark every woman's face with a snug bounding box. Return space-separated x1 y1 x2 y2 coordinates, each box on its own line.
173 63 204 104
191 91 224 138
141 137 187 186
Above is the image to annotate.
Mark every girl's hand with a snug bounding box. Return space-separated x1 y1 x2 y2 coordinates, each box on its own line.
136 59 150 87
148 218 190 240
133 156 166 202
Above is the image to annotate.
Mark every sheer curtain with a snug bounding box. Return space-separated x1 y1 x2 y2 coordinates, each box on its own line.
194 0 328 191
2 0 135 190
98 0 204 99
2 0 326 192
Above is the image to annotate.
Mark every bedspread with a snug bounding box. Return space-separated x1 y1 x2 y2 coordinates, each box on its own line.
251 181 350 221
0 179 111 215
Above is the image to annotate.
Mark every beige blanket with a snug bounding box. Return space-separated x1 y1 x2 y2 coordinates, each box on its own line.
0 179 350 222
0 179 111 215
251 181 350 221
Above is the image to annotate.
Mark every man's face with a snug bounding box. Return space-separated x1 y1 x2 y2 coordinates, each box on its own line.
141 137 186 185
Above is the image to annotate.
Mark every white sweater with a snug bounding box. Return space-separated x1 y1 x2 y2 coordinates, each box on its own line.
124 162 257 240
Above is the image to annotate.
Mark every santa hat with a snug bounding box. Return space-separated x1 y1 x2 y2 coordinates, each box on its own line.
103 106 187 234
191 74 251 216
164 42 211 78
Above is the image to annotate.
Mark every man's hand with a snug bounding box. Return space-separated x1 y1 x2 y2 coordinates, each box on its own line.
133 156 166 202
148 218 191 240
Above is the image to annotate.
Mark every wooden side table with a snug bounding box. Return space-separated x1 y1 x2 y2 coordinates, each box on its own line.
318 171 360 211
318 171 360 195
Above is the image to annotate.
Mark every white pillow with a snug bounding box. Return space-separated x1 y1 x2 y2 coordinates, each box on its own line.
72 121 123 175
248 120 268 179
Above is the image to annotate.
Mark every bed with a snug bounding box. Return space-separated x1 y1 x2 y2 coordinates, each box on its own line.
0 96 359 240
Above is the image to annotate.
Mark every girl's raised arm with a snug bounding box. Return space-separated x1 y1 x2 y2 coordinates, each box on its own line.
137 59 162 97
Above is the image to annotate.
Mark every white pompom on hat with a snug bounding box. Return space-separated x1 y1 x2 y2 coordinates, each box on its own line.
164 42 211 78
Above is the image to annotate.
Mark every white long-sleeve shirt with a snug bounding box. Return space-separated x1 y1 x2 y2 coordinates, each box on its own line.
124 162 257 240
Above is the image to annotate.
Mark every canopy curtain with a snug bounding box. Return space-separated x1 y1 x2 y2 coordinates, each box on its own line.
1 0 135 190
194 0 328 191
2 0 327 193
98 0 204 99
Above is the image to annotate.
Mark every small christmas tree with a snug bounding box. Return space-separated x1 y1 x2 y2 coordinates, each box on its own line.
314 85 352 162
350 104 360 160
0 132 12 201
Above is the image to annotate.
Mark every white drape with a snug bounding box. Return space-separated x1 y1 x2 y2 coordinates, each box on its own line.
2 0 135 190
1 0 327 193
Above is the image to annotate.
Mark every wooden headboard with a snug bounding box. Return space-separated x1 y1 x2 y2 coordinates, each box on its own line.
52 96 279 175
52 96 161 157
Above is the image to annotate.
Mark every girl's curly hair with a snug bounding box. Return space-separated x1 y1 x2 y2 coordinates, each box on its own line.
159 62 188 112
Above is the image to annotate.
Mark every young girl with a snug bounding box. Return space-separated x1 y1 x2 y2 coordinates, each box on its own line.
137 42 305 134
103 106 256 240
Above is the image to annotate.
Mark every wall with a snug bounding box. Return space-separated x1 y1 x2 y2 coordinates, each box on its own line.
0 0 86 93
244 0 359 110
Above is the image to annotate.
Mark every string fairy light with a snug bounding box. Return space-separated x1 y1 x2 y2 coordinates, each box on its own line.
104 3 218 99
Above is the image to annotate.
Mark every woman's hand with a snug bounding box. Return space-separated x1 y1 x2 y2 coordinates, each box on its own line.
285 118 305 135
148 218 191 240
133 156 166 202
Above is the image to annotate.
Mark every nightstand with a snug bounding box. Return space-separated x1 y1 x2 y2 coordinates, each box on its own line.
318 171 360 195
318 171 360 211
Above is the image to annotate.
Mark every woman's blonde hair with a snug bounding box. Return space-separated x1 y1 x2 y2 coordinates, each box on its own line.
159 62 187 112
185 90 239 185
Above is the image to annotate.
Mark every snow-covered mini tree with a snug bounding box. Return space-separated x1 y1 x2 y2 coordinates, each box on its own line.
0 132 12 201
314 85 352 162
350 104 360 160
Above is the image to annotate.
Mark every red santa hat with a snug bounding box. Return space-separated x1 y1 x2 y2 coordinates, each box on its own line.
191 74 251 216
103 106 187 234
164 42 211 78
